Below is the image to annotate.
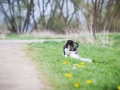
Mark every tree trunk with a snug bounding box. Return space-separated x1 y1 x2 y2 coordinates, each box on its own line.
93 0 97 38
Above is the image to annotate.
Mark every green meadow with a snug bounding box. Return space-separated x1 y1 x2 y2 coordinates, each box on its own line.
27 34 120 90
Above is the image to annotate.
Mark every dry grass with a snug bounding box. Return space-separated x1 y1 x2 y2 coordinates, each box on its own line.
26 28 113 46
0 33 6 39
27 28 95 43
1 28 114 46
27 30 64 39
64 26 94 43
97 31 114 46
0 29 11 39
64 26 114 46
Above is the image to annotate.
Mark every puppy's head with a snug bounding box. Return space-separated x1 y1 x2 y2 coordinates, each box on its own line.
66 40 74 48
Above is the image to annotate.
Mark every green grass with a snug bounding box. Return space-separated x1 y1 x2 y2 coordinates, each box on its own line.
5 34 40 39
27 39 120 90
4 34 63 39
108 33 120 47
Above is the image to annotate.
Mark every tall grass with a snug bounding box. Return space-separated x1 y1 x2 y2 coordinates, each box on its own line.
64 26 94 43
1 27 119 48
64 26 114 47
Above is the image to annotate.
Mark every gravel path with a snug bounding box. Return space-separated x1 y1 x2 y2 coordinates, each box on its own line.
0 43 46 90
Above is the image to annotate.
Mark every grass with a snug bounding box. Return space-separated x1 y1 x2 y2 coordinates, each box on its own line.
2 34 64 40
27 34 120 90
5 34 41 39
108 33 120 47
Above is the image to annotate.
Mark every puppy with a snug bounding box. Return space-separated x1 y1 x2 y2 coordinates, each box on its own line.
63 40 79 56
63 40 92 63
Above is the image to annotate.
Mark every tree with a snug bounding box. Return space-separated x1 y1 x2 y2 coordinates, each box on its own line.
93 0 97 37
0 0 120 34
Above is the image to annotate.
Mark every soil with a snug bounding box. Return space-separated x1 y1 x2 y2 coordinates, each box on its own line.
0 43 46 90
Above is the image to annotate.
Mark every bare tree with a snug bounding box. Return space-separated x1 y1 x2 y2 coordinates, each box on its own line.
93 0 97 37
0 0 120 34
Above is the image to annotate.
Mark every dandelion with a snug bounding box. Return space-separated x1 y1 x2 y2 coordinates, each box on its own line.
86 80 92 84
80 62 84 65
74 83 79 88
76 64 80 67
65 73 72 78
62 61 70 64
62 61 67 64
118 86 120 90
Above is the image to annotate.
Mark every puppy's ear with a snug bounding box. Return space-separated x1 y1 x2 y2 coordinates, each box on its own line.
67 40 71 43
67 40 69 43
67 40 73 43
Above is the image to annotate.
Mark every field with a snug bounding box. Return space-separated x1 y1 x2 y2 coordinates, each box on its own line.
27 33 120 90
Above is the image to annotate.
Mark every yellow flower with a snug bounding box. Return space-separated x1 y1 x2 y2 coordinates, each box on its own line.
65 73 72 78
74 83 79 88
76 64 80 67
62 61 67 64
62 61 70 64
118 86 120 90
80 62 84 65
87 80 92 84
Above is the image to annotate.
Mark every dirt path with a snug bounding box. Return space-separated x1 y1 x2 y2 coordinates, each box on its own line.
0 43 45 90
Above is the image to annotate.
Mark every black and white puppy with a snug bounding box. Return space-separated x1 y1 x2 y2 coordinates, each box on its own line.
63 40 79 56
63 40 92 63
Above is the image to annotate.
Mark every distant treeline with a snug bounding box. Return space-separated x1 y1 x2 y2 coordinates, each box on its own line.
0 0 120 34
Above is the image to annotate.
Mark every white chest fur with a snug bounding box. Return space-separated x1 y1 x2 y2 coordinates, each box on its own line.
64 48 70 57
